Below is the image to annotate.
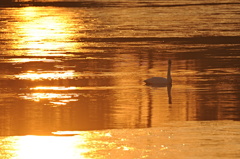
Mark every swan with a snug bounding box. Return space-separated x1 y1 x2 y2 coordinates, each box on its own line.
144 60 172 87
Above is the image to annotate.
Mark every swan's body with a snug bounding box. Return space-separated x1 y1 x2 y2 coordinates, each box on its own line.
144 60 172 87
144 77 168 85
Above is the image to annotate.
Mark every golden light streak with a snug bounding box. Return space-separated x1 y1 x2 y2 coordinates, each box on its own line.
0 58 61 63
2 131 123 159
14 70 76 80
13 7 83 56
15 135 88 159
52 131 82 136
19 92 79 106
31 86 78 91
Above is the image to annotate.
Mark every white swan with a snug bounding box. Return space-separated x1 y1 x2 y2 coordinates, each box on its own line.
144 60 172 87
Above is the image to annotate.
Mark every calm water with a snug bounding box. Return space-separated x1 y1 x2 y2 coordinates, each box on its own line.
0 0 240 158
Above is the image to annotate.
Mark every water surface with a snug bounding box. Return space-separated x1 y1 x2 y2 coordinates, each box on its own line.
1 121 240 159
0 0 240 158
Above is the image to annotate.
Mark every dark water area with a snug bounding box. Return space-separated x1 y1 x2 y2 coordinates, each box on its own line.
1 0 240 8
0 0 240 136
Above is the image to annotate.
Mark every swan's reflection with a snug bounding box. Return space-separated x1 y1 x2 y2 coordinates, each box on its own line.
167 85 172 104
145 84 173 127
145 82 172 104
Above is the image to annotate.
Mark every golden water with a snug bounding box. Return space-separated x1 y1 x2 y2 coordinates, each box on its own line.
0 0 239 158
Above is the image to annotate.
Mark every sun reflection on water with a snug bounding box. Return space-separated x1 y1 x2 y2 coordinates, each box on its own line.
14 70 77 80
31 86 78 91
19 92 79 106
1 131 121 159
0 58 61 63
14 135 88 159
11 7 83 56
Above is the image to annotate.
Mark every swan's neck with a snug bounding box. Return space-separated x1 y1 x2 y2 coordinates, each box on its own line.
167 62 172 84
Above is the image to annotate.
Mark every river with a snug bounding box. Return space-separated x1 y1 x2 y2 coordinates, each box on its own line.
0 0 240 158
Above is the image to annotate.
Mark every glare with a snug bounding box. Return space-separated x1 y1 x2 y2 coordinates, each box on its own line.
14 70 76 80
31 86 78 91
19 92 79 106
14 7 80 56
1 58 61 63
2 131 123 159
15 135 88 159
